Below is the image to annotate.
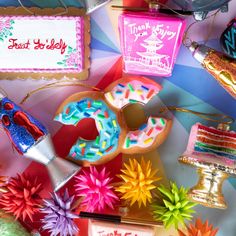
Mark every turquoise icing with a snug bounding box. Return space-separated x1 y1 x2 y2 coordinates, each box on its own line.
54 98 121 162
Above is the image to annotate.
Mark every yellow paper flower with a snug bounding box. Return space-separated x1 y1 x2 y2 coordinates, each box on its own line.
116 157 160 207
178 218 218 236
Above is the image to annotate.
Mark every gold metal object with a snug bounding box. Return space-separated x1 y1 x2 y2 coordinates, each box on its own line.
189 42 236 99
179 122 236 209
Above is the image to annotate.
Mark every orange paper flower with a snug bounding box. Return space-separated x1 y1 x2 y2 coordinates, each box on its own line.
178 218 218 236
116 157 160 207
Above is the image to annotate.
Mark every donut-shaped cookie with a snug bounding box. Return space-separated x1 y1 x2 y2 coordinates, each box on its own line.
104 77 172 154
55 76 172 166
54 92 127 166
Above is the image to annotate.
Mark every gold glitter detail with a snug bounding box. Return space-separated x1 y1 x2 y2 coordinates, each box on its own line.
178 155 236 209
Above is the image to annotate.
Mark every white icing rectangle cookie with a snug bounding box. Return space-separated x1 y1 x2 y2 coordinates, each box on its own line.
0 16 84 73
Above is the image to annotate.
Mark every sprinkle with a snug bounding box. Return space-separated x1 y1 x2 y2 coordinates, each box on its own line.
141 85 149 91
84 112 90 117
130 140 137 144
139 124 147 131
156 126 162 131
95 136 100 145
104 111 109 118
65 107 70 114
79 143 86 148
77 100 86 105
93 101 102 107
71 152 76 158
81 148 85 156
116 90 123 94
102 141 107 149
112 120 117 128
160 118 165 126
144 138 153 145
128 83 134 92
91 147 99 152
118 83 125 88
93 109 101 116
87 101 91 108
125 90 130 99
96 152 103 156
151 118 156 125
129 99 137 103
76 105 82 112
98 114 105 119
106 146 113 153
98 121 103 130
137 90 143 95
104 131 111 138
107 122 112 128
147 89 155 99
87 153 95 158
106 92 114 102
126 137 130 148
147 128 154 136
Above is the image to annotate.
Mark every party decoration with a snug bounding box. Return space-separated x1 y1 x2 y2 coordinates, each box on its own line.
179 123 236 209
172 0 231 21
153 182 197 229
75 166 118 212
0 8 90 80
116 158 160 207
119 11 186 77
0 93 80 192
41 189 79 236
0 173 42 221
0 210 30 236
188 41 236 99
55 76 172 166
178 218 218 236
220 18 236 59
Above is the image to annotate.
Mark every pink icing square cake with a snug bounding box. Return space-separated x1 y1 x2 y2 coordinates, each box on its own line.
119 12 186 77
0 15 85 75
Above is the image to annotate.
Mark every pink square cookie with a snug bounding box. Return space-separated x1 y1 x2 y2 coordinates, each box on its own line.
119 12 186 77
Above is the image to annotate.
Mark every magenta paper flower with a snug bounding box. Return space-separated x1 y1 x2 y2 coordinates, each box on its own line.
75 167 119 212
41 189 79 236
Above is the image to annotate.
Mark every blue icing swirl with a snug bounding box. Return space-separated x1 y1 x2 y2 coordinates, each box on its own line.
55 98 121 162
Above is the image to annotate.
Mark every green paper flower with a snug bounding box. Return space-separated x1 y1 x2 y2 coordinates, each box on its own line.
153 182 197 229
0 211 30 236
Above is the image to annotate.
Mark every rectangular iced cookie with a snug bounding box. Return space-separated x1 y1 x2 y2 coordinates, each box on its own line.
0 7 90 80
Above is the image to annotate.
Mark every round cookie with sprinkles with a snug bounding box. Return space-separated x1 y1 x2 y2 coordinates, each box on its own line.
104 76 172 154
55 91 127 166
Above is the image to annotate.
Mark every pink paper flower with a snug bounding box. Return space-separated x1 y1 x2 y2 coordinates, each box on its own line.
66 52 79 67
75 167 119 212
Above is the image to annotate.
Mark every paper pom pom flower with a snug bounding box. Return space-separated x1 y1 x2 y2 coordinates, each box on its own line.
116 158 160 207
0 174 42 221
153 182 197 229
75 166 118 212
0 211 30 236
41 189 79 236
178 218 218 236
